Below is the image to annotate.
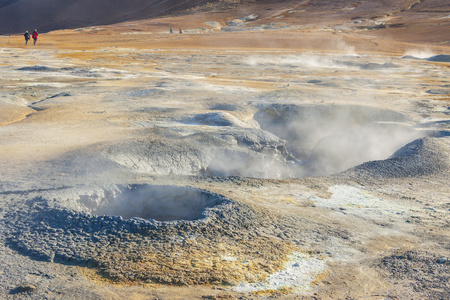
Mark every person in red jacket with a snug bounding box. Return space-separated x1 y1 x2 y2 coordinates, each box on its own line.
32 29 38 45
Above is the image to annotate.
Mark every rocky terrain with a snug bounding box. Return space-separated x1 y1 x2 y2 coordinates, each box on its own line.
0 0 449 299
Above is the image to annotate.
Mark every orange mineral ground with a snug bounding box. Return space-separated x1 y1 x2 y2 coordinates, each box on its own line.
0 0 449 299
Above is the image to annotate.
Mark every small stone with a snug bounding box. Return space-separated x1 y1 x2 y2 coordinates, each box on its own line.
436 258 447 264
16 284 37 293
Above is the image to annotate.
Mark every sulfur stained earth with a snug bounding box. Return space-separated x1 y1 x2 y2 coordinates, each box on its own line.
0 1 449 299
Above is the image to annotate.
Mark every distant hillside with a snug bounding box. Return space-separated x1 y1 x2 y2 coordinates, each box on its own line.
0 0 212 34
0 0 19 9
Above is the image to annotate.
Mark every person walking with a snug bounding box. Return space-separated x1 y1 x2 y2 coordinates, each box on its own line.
32 29 38 45
24 31 30 45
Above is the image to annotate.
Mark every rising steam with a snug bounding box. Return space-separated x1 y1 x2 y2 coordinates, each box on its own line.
403 49 437 59
254 104 426 177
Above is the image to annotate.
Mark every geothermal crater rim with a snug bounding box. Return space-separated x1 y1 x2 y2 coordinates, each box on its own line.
4 185 259 272
254 103 427 177
74 184 227 222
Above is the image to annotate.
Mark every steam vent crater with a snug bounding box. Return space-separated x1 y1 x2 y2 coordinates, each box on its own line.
5 184 263 279
77 184 224 221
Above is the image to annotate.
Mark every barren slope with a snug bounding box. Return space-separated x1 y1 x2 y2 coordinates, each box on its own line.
0 0 210 34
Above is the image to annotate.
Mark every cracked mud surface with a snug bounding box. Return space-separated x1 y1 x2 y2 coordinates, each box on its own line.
1 1 450 299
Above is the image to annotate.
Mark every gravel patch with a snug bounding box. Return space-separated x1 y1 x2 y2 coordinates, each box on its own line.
343 136 450 179
380 251 450 299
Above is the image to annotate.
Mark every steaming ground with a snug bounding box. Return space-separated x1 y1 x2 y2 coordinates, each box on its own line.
0 39 450 298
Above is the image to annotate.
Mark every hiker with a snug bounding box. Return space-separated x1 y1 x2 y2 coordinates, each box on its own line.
169 27 173 34
179 28 182 34
24 31 30 45
32 29 38 45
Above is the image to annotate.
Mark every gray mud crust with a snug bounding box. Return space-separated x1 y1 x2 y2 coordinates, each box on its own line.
45 126 293 179
3 184 293 286
340 136 450 181
46 103 432 181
